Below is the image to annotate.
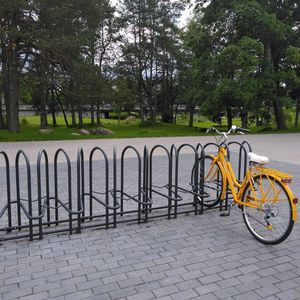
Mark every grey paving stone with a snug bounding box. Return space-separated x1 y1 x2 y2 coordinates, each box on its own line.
195 292 219 300
164 267 187 277
33 282 61 294
274 262 295 272
194 283 220 296
176 279 200 291
153 285 179 298
276 289 300 300
136 281 161 293
238 263 261 274
235 281 262 293
93 283 119 295
256 285 282 297
118 277 144 289
2 287 33 300
61 275 86 287
219 268 243 279
198 273 222 285
141 272 166 283
275 270 298 280
109 286 137 299
213 286 241 298
256 275 280 286
216 277 241 289
275 279 299 291
48 284 77 298
234 291 261 300
171 288 198 300
201 265 224 275
19 292 49 300
65 290 94 300
76 278 103 291
236 272 261 283
102 273 128 285
126 291 154 300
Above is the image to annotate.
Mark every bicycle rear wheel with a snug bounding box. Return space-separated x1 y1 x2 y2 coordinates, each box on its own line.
191 156 223 208
242 174 294 245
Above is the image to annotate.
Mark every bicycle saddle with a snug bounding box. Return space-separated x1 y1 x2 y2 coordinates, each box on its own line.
248 152 270 165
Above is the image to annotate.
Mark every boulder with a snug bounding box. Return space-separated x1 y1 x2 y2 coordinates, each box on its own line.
39 129 54 134
80 129 90 135
124 116 136 124
91 127 114 135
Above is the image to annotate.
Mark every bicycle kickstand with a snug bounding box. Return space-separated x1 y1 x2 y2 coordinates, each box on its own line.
219 202 235 217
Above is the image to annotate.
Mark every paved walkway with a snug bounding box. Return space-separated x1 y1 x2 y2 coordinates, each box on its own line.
0 135 300 300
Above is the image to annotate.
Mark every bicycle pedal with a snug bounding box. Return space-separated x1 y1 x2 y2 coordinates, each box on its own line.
220 212 230 217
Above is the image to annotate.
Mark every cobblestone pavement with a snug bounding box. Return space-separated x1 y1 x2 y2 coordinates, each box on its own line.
0 136 300 300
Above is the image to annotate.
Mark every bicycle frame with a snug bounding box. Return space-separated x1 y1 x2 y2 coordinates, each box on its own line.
208 145 298 221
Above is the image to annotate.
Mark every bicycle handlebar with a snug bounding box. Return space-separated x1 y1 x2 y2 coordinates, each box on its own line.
206 125 250 142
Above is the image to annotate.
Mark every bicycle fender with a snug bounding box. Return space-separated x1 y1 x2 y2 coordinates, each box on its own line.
209 155 227 201
282 183 298 221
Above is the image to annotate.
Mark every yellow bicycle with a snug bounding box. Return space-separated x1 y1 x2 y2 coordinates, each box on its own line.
195 125 298 245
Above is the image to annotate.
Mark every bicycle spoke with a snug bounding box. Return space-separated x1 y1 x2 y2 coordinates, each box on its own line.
242 175 293 244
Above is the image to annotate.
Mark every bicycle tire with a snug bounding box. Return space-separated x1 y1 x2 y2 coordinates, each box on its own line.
191 155 223 208
241 174 294 245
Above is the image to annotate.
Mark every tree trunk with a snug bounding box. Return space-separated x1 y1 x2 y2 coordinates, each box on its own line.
54 89 68 127
91 102 95 126
188 107 194 127
78 103 83 128
71 103 76 127
264 41 286 130
5 42 20 132
295 97 299 128
69 79 76 127
96 99 101 125
0 95 5 129
241 110 248 128
226 104 233 130
273 97 286 130
138 79 145 124
118 106 121 124
51 87 57 127
256 115 260 126
39 82 47 129
173 104 178 124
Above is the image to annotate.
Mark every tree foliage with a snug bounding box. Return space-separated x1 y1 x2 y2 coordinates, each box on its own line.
0 0 300 132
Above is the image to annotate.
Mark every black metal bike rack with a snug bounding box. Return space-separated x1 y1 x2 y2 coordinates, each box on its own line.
0 141 251 242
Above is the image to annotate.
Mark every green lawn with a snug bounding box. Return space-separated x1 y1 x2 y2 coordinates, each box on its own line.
0 115 299 142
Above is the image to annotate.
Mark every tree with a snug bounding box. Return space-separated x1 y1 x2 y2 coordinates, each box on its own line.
285 46 300 127
118 0 186 125
193 0 300 129
113 78 135 123
214 38 263 129
0 1 34 132
180 20 214 127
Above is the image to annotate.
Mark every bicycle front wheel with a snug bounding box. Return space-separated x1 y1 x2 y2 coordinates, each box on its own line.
191 155 223 208
242 174 294 245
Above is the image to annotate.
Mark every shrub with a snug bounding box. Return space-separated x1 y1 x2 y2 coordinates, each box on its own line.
21 118 29 126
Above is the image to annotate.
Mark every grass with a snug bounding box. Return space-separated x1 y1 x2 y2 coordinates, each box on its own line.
0 115 299 142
